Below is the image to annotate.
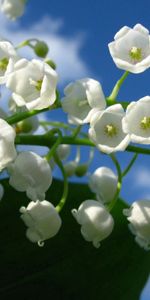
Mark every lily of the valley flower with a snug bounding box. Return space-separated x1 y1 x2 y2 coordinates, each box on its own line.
72 200 114 248
0 40 17 84
62 78 106 124
89 104 130 154
0 119 16 171
0 0 26 20
56 144 71 161
6 58 58 110
108 24 150 73
20 200 62 246
122 96 150 144
8 151 52 201
123 200 150 250
88 167 117 203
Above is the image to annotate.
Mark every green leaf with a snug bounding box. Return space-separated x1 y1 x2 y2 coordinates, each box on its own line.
0 179 149 299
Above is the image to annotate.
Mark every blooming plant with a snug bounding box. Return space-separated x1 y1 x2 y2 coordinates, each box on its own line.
0 2 150 256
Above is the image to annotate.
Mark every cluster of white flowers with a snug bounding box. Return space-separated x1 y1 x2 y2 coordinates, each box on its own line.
0 22 149 251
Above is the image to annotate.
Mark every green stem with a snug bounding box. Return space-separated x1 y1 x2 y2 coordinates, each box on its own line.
15 134 150 155
54 154 68 213
108 71 129 102
45 129 63 161
72 125 82 138
108 154 122 212
122 153 138 177
5 102 61 125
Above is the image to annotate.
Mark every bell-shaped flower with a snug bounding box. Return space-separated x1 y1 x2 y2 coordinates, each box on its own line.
20 200 62 246
89 104 130 154
62 78 106 124
122 96 150 144
0 40 17 84
0 0 26 20
0 119 16 171
6 58 58 110
88 167 117 203
108 24 150 73
64 161 78 177
123 200 150 250
8 151 52 201
72 200 114 248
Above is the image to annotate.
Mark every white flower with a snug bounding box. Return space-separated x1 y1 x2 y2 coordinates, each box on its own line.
6 58 58 111
20 200 62 246
0 40 17 84
108 24 150 73
56 144 71 161
0 0 26 20
0 119 16 171
122 96 150 144
123 200 150 250
72 200 114 248
8 151 52 201
88 167 117 203
0 184 4 201
89 104 130 154
62 78 106 124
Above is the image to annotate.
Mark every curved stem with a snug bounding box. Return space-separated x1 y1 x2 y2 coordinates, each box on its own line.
15 134 150 155
45 129 63 161
108 154 122 212
54 154 68 213
122 153 138 177
108 71 129 102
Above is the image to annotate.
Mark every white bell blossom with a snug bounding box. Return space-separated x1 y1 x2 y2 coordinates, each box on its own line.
8 151 52 201
62 78 106 124
0 119 16 171
88 167 117 203
89 104 130 154
0 184 4 201
123 200 150 250
6 58 58 111
64 161 78 177
122 96 150 144
20 200 62 246
72 200 114 248
108 24 150 73
0 40 17 84
0 0 26 20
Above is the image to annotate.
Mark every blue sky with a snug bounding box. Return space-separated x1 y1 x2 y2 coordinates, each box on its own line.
0 0 150 298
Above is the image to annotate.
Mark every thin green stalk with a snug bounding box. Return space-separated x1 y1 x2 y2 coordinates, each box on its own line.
122 153 138 177
45 129 63 161
15 134 150 155
108 71 129 101
108 154 122 212
54 154 68 213
5 101 61 125
72 125 82 138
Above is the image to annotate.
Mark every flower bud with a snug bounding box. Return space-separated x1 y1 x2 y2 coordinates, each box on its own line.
34 41 49 58
64 161 78 177
88 167 117 203
56 144 71 161
72 200 114 248
16 115 39 134
20 200 62 246
123 200 150 250
75 163 88 177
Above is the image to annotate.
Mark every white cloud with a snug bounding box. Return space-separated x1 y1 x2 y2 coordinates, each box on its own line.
0 14 91 84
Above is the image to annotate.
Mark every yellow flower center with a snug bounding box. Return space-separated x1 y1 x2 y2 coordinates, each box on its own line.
140 116 150 130
129 47 142 62
29 78 43 91
0 57 8 71
104 124 117 137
